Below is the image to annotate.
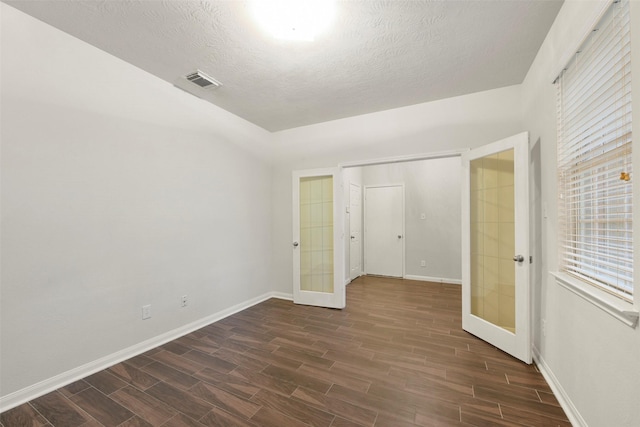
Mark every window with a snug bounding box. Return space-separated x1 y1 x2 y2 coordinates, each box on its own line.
556 0 633 300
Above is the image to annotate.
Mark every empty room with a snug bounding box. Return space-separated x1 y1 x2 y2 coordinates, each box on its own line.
1 0 639 426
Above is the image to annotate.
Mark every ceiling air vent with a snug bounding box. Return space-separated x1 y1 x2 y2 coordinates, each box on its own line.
185 70 222 89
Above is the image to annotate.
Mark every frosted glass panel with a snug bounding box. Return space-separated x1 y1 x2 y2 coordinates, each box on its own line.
299 176 334 293
470 149 515 332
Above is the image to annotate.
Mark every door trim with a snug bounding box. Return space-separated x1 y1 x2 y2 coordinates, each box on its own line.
363 184 405 278
340 149 465 168
349 182 362 282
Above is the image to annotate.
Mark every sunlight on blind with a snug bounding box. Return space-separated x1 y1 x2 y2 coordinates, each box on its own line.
557 0 633 300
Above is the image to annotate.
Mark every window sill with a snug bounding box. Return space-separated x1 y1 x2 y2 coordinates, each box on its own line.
551 272 639 328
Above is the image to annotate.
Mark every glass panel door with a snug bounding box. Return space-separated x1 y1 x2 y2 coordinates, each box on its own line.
470 149 516 333
299 176 334 294
293 168 344 308
462 132 530 363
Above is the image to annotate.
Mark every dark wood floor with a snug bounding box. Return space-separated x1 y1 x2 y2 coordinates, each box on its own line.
1 276 570 427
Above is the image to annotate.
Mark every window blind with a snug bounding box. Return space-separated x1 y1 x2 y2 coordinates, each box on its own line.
557 0 633 300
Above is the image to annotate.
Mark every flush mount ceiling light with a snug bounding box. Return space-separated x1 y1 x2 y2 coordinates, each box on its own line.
250 0 336 41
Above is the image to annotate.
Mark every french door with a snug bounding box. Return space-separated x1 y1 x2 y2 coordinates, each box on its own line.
292 168 345 308
461 132 531 363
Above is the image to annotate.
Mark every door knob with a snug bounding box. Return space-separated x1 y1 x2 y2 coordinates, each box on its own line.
513 255 524 262
398 235 403 239
350 235 355 239
293 242 299 247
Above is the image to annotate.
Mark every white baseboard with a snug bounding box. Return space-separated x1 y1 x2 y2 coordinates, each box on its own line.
270 291 293 301
344 274 363 286
0 291 290 413
533 346 584 427
404 274 462 285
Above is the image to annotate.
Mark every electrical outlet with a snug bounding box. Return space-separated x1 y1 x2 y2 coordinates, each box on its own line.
142 305 151 320
181 295 188 307
420 213 426 220
420 260 426 267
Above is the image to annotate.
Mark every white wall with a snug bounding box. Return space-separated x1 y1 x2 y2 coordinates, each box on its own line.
361 158 461 282
1 4 273 404
522 1 640 425
271 85 523 295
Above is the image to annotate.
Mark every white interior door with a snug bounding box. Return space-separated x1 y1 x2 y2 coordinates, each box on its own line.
364 185 404 277
461 132 530 363
293 168 345 308
349 183 362 281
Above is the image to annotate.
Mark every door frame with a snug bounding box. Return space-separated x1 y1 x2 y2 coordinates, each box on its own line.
363 184 405 278
290 150 467 307
339 150 465 283
348 182 362 282
292 167 345 308
461 132 531 363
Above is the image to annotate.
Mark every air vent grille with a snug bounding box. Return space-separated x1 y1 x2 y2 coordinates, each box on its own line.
185 70 222 89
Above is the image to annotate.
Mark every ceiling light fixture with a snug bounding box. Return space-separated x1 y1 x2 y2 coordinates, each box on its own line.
250 0 336 42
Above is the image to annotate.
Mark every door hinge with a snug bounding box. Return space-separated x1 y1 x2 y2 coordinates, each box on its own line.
530 256 533 264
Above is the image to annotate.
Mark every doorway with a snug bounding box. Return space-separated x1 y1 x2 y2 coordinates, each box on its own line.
292 153 461 303
292 138 530 363
349 183 362 281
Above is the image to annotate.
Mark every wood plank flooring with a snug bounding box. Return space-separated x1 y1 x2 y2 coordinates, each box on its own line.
1 276 570 427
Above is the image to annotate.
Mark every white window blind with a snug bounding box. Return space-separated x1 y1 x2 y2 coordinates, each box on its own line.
557 0 633 300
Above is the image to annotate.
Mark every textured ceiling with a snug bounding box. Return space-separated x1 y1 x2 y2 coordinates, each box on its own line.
5 0 563 132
